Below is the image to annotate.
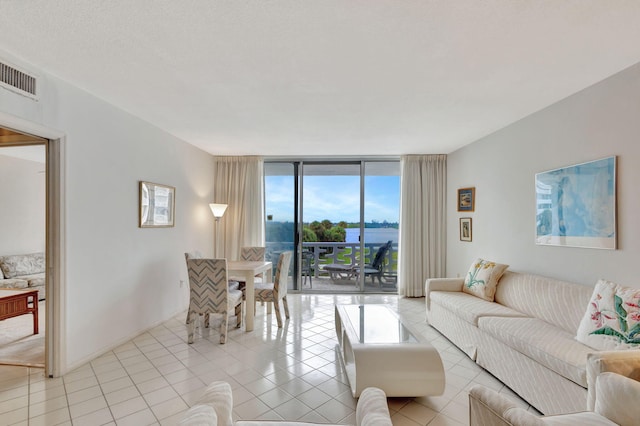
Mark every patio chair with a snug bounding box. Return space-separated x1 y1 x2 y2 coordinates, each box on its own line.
355 240 393 285
301 250 313 288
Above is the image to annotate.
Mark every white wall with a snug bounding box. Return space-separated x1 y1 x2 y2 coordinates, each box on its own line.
0 50 216 371
0 154 45 255
447 61 640 289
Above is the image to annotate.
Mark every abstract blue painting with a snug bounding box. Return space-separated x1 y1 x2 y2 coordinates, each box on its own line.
535 156 616 249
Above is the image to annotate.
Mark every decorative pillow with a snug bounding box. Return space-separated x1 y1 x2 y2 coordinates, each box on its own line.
462 258 509 302
576 279 640 350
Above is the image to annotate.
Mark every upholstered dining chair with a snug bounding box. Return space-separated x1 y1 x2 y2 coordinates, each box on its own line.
229 246 266 286
184 255 243 344
185 253 240 323
240 246 266 262
254 251 292 328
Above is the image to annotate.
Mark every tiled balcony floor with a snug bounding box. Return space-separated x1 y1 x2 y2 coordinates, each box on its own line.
293 275 397 293
0 294 535 425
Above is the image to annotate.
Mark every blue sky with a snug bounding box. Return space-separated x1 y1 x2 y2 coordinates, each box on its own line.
265 175 400 223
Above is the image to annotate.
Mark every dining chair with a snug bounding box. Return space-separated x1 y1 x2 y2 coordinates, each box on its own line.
254 251 292 328
230 246 266 286
240 246 266 262
184 256 243 344
184 252 241 323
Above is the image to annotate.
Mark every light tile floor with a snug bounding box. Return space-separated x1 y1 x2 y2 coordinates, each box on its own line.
0 294 536 425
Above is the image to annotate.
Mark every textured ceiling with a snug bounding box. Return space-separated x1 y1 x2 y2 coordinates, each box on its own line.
1 1 640 156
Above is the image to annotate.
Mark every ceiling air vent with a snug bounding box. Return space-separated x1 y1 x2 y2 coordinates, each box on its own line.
0 60 38 100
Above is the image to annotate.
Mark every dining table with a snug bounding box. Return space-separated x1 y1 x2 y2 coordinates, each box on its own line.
227 260 272 332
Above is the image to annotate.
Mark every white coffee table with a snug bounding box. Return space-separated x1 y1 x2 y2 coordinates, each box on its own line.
335 304 445 397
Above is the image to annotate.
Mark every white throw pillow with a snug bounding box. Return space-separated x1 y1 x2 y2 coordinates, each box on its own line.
462 258 509 302
576 279 640 350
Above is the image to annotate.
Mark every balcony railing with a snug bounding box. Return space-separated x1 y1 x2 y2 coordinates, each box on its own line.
265 241 397 279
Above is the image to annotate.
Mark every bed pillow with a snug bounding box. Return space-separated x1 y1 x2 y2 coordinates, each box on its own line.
576 279 640 350
462 258 509 302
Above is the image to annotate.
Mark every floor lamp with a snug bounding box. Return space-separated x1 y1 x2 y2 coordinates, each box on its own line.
209 203 228 258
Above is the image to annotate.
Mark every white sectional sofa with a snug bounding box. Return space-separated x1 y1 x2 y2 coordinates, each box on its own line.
0 252 45 300
426 270 640 415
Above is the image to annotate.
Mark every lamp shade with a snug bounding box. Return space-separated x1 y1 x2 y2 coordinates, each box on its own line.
209 203 228 218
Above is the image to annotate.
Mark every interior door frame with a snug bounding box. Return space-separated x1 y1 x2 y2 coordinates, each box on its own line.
0 112 66 378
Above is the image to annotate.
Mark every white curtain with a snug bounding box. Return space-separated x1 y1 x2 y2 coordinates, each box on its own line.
213 156 264 260
399 154 447 297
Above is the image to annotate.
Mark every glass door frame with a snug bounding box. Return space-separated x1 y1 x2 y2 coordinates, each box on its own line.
265 157 399 293
299 160 366 292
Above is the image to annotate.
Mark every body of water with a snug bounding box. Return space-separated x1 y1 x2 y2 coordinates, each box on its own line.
345 228 398 244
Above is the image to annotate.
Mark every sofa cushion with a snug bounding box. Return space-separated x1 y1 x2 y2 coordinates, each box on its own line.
22 274 45 287
479 316 592 387
462 258 508 301
506 408 617 425
495 271 593 335
577 279 640 351
430 291 527 326
0 253 45 278
0 278 29 289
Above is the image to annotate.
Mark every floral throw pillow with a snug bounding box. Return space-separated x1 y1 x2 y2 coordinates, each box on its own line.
462 258 509 302
576 279 640 350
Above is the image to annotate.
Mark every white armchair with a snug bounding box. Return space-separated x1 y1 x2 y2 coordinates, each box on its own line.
179 381 392 426
469 351 640 426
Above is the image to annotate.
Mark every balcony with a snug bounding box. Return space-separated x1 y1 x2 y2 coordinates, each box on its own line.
265 241 398 292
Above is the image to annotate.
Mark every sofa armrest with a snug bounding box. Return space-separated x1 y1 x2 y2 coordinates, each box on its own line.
425 278 464 311
190 381 233 426
469 385 543 426
586 350 640 410
356 387 392 426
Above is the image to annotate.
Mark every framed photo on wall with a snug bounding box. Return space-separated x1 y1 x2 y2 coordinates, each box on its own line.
535 156 616 249
139 181 175 227
457 187 475 212
460 217 472 242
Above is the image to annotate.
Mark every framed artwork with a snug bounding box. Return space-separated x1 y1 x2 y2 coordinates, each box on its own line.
535 156 616 249
457 187 475 212
139 181 175 227
460 217 472 242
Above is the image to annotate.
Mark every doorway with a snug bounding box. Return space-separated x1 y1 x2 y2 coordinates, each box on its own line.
0 124 62 377
0 131 46 367
264 160 400 293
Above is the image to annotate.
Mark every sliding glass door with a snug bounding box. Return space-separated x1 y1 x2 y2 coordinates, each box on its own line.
265 160 399 293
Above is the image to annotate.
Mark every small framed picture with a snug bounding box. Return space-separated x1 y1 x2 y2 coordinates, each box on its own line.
460 217 472 242
457 187 475 212
139 181 175 228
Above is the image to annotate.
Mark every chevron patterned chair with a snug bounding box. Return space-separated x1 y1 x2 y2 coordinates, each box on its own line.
254 251 292 328
240 246 266 262
230 246 266 289
185 256 244 344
